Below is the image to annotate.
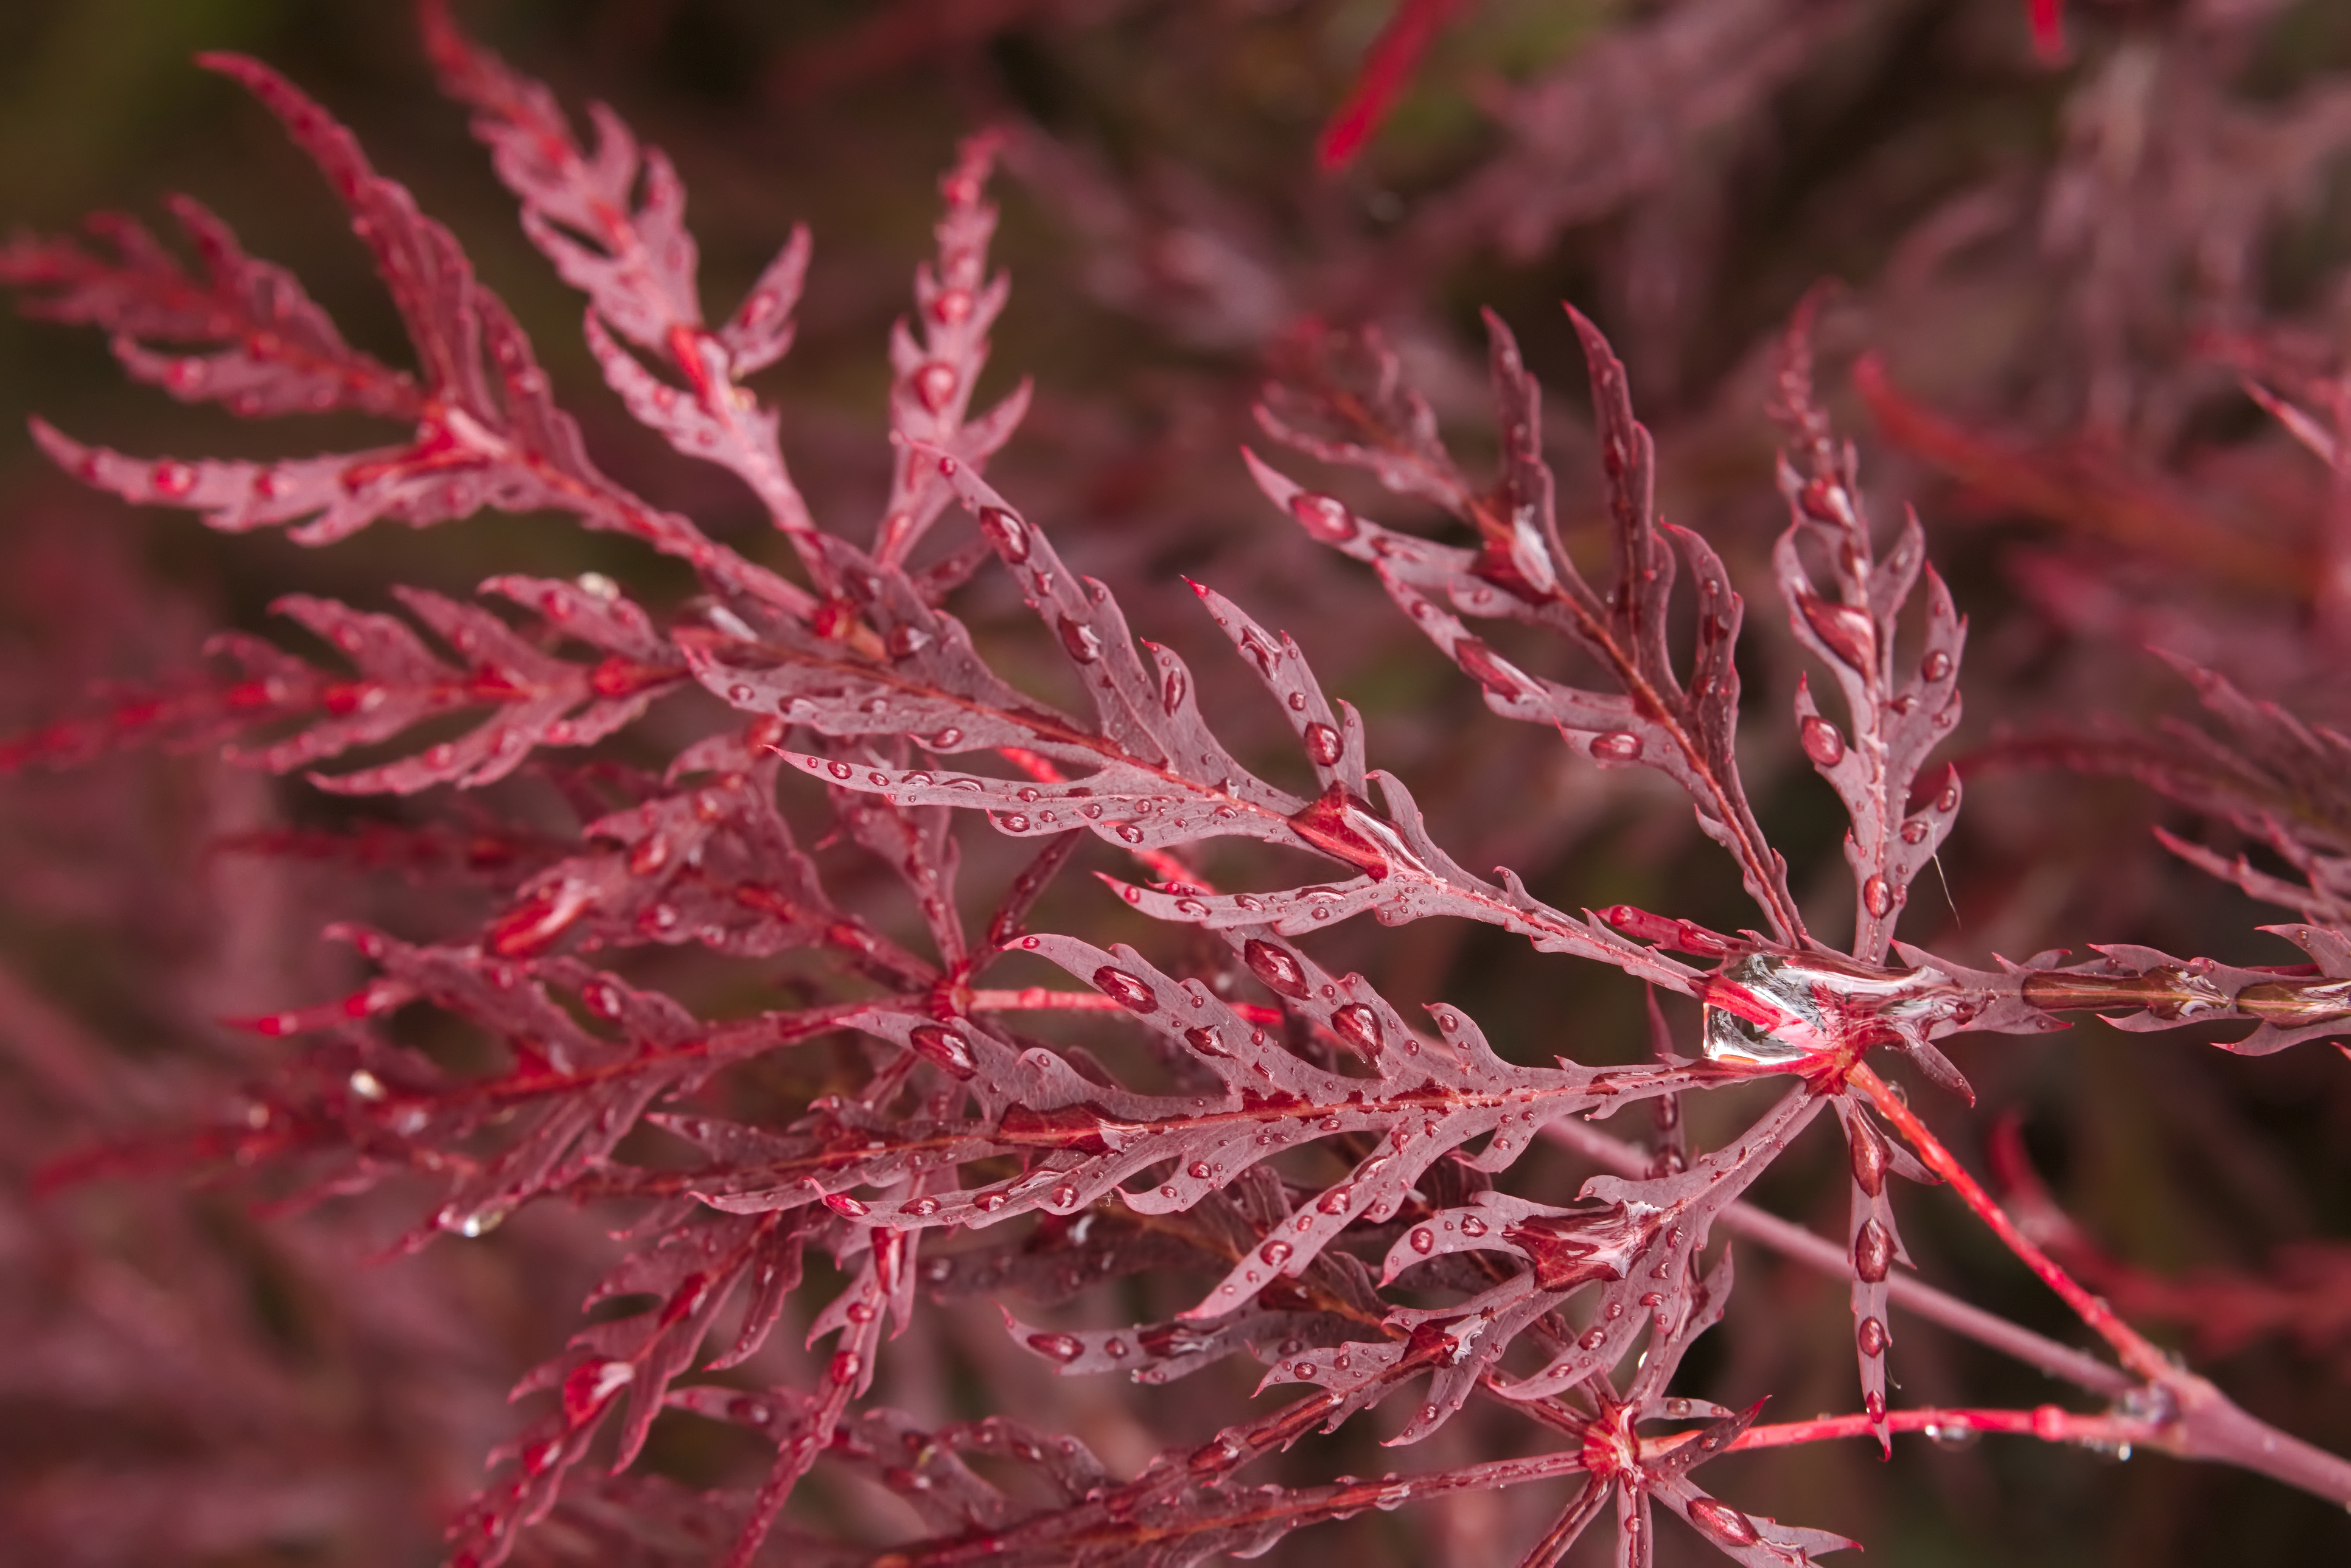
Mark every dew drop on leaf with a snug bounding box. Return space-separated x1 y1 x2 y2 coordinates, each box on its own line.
1409 1227 1435 1253
1857 1315 1889 1357
1259 1239 1293 1267
977 507 1029 562
1243 939 1310 998
1184 1025 1229 1058
1590 730 1643 763
1304 722 1343 765
1187 1161 1214 1180
1330 1003 1383 1057
1454 637 1528 700
1854 1218 1893 1282
1458 1215 1486 1238
1094 966 1159 1013
1921 649 1953 681
1800 714 1845 767
910 1023 977 1077
1686 1497 1761 1548
1288 492 1357 543
1058 618 1103 664
1849 1117 1889 1197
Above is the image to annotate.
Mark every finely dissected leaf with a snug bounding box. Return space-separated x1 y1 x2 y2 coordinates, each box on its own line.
1248 312 1806 943
12 10 2351 1567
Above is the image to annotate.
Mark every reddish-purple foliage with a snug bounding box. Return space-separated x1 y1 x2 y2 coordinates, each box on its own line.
4 5 2350 1567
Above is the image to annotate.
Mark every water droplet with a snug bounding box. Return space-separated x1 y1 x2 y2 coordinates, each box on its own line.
150 459 198 498
1302 722 1343 766
1288 492 1357 543
1857 1315 1889 1357
931 286 974 326
999 812 1032 832
1058 618 1103 664
1188 1160 1214 1180
1590 730 1643 763
977 507 1029 562
825 1193 870 1218
1184 1025 1229 1058
1800 594 1876 669
1243 939 1310 998
1453 637 1528 700
975 1191 1008 1213
1686 1497 1761 1549
1260 1240 1293 1268
1161 667 1189 713
1801 714 1845 767
827 759 854 781
1901 818 1929 844
1050 1183 1080 1209
845 1301 877 1323
1579 1326 1606 1350
1854 1218 1893 1283
907 1196 941 1218
1849 1117 1889 1196
1865 1389 1886 1422
1330 1003 1383 1058
912 361 957 412
1921 649 1953 682
910 1023 977 1077
886 624 931 659
1094 966 1158 1013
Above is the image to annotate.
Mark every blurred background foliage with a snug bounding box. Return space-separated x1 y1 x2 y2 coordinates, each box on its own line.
2 0 2350 1563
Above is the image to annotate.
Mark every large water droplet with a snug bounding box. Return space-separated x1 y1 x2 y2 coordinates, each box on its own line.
977 507 1030 562
1800 714 1845 767
1854 1218 1893 1282
1849 1117 1889 1196
1094 966 1157 1012
912 362 957 412
1862 874 1895 919
1686 1497 1761 1548
1028 1332 1085 1364
1800 594 1876 669
1590 730 1643 763
1409 1227 1436 1254
1453 637 1528 700
1857 1314 1889 1357
1259 1239 1293 1268
1921 649 1953 682
1184 1025 1229 1058
1288 492 1358 543
1243 938 1310 998
1058 618 1103 664
1330 1003 1383 1058
1304 722 1343 766
910 1023 977 1077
